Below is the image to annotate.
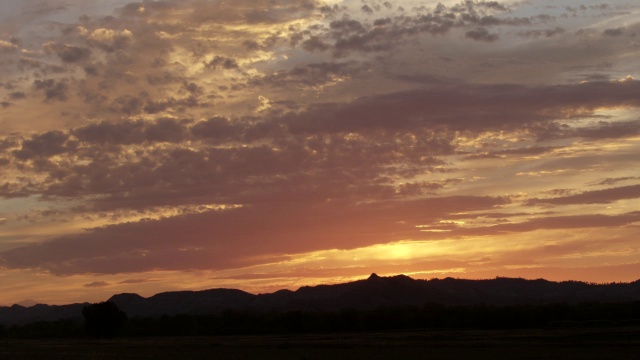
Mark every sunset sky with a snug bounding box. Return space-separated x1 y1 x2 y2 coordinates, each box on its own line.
1 0 639 306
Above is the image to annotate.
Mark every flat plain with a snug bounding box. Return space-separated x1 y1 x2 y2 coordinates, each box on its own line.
1 327 639 360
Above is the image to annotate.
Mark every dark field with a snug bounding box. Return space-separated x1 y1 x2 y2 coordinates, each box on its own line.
1 327 639 360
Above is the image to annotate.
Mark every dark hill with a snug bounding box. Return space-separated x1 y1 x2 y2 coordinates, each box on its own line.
0 303 87 325
109 288 255 317
3 275 640 325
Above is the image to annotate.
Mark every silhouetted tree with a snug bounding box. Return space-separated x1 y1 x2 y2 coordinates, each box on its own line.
82 301 127 338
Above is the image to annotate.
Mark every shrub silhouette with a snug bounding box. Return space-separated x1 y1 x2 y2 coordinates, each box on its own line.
82 301 127 338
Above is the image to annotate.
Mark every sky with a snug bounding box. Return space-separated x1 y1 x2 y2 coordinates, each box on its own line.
0 0 639 306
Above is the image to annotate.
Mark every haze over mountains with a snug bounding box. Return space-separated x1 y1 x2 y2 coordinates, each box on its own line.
3 275 640 325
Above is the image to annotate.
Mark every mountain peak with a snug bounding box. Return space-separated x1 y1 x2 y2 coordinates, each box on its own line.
367 273 381 280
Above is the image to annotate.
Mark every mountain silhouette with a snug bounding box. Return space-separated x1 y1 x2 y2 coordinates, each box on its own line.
3 275 640 325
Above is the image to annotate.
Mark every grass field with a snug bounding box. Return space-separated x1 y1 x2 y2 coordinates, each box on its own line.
1 327 639 359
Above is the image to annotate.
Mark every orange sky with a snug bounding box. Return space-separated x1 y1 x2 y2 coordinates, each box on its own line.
0 0 639 306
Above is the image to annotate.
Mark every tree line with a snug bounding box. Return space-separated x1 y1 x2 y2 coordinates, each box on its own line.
2 300 640 339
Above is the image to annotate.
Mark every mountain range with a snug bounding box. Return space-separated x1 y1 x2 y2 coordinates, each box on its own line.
3 274 640 325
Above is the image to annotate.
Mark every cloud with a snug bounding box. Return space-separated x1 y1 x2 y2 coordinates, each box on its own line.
517 27 566 39
464 146 559 160
361 4 374 14
0 195 508 275
572 121 640 140
465 27 499 42
526 185 640 206
8 92 26 100
83 281 111 288
33 79 68 102
191 117 242 141
294 0 551 55
0 40 19 52
6 72 640 210
45 43 91 63
250 61 369 89
87 28 133 52
603 27 624 36
73 118 188 145
109 95 144 115
204 56 240 71
13 131 71 160
285 80 640 135
5 114 460 207
117 278 156 284
183 0 321 25
301 36 331 52
589 177 639 186
448 212 640 237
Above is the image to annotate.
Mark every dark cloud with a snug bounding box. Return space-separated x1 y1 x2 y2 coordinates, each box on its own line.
0 137 20 151
73 118 188 145
0 195 508 275
589 177 639 186
465 27 499 42
110 95 144 115
543 189 576 197
526 185 640 206
466 212 640 235
204 56 239 71
182 82 203 95
33 79 68 102
301 36 331 52
184 0 320 25
361 5 374 14
8 92 26 100
373 17 392 27
83 281 111 288
52 44 92 63
191 117 242 141
143 96 201 114
395 178 463 196
5 73 640 211
5 120 455 208
577 74 612 82
388 72 462 85
538 120 640 141
603 27 624 36
477 1 509 12
463 146 559 160
284 80 640 135
330 19 367 34
431 212 640 240
332 29 394 53
575 120 640 140
13 131 71 160
146 72 181 86
250 61 369 89
284 0 548 55
118 278 157 284
116 1 174 18
84 65 99 76
517 27 566 39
